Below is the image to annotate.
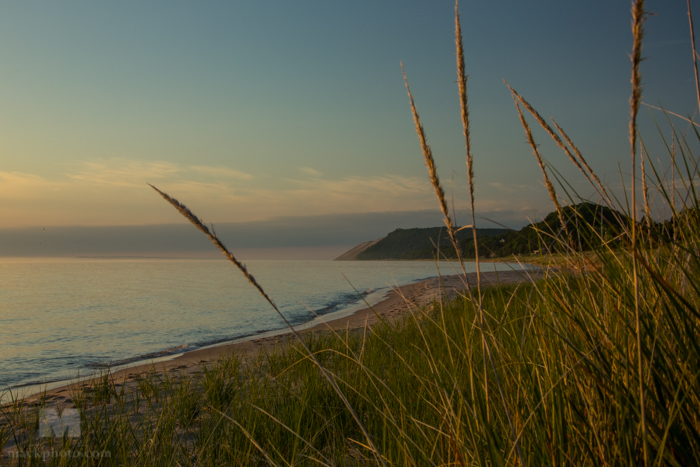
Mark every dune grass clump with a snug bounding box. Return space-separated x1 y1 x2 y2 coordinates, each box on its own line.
3 0 700 465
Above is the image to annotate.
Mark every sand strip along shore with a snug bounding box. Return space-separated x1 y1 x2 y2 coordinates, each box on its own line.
6 267 544 410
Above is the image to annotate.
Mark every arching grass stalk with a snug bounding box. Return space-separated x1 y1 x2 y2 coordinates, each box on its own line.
400 64 467 281
508 95 567 241
149 184 388 467
641 143 651 229
629 0 648 465
550 118 610 200
454 0 494 426
688 0 700 114
455 0 479 301
504 83 635 273
506 82 599 200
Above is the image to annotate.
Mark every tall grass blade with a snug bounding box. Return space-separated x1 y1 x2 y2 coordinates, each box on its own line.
401 63 467 280
629 0 648 464
688 0 700 115
641 142 651 228
505 83 599 197
455 1 480 296
508 94 567 236
550 118 610 200
454 0 492 440
149 184 388 466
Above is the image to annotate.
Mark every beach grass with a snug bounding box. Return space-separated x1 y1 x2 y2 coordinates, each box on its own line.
3 0 700 464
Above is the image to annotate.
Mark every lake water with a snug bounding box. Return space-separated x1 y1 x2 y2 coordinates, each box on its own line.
0 258 523 391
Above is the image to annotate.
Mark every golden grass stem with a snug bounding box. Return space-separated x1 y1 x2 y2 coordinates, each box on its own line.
401 63 467 279
504 83 625 259
148 184 388 467
505 83 600 197
688 0 700 115
641 143 651 229
672 131 677 213
629 0 648 464
641 102 700 128
455 0 488 426
148 185 272 306
509 96 567 240
455 1 477 276
550 118 610 200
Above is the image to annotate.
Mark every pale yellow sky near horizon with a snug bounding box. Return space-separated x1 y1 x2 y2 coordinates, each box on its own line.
0 2 694 235
0 157 543 228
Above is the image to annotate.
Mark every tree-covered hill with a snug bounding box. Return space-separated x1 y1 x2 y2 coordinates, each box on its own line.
345 227 509 260
461 202 629 258
336 203 632 261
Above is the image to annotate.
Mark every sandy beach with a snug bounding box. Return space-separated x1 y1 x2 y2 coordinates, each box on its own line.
7 268 543 411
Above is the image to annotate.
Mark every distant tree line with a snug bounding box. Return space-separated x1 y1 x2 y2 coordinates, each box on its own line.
462 202 630 258
354 202 697 261
356 203 654 260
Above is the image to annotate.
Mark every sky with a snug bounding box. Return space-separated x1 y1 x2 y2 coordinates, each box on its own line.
0 1 697 258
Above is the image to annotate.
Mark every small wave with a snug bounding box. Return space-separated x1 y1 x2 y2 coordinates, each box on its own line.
86 344 197 368
84 288 386 371
9 376 69 388
309 288 381 318
84 328 281 370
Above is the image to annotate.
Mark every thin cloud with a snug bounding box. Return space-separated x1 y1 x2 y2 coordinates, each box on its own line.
299 167 323 177
487 181 537 191
0 158 550 228
190 166 252 180
67 159 252 187
290 174 429 196
0 171 65 200
68 159 182 187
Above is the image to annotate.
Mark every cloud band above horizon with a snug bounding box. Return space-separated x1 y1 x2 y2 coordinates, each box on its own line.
0 157 547 230
0 208 533 259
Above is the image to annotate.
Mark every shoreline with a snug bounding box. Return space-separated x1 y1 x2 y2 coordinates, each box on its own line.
4 267 543 408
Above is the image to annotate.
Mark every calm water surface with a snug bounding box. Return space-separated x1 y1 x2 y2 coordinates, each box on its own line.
0 258 524 389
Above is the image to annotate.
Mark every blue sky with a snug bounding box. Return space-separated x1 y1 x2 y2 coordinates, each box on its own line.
0 1 696 257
